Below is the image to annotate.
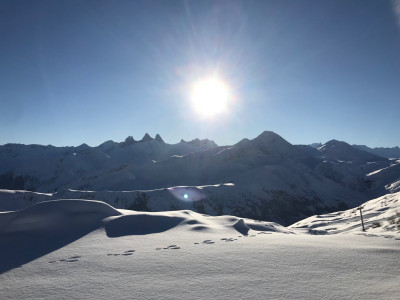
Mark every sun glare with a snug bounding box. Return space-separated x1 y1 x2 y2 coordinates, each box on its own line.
190 77 231 118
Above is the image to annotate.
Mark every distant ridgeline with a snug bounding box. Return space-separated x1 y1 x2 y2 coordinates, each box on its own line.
1 131 399 225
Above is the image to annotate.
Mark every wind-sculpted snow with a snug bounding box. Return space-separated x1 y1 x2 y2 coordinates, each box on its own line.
0 199 121 234
1 198 399 299
0 200 121 273
103 209 291 238
0 199 289 274
103 214 185 237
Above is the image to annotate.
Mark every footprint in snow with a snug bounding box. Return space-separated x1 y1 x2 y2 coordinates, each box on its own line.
107 250 136 256
221 238 237 242
164 245 181 250
202 240 215 244
50 255 81 263
194 240 215 245
157 245 181 250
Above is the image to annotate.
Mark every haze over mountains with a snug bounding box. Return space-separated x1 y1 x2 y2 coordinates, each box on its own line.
1 131 399 225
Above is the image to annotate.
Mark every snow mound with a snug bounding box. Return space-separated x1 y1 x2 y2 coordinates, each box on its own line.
0 199 288 239
230 218 288 235
104 214 184 237
233 219 249 235
0 199 121 234
0 199 289 273
105 210 290 237
0 200 121 273
290 192 400 238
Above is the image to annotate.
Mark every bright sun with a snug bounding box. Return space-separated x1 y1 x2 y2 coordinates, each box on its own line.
190 77 231 118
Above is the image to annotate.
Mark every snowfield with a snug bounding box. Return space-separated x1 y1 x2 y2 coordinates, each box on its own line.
1 197 399 299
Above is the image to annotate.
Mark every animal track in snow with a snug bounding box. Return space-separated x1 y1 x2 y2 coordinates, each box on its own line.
221 238 237 242
157 245 181 250
107 250 136 256
202 240 215 244
49 255 81 263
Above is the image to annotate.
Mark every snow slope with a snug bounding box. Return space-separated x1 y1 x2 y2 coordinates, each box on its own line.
0 198 399 299
0 199 289 274
290 192 400 238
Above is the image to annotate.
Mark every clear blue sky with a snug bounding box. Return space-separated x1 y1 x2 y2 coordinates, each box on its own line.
1 0 400 147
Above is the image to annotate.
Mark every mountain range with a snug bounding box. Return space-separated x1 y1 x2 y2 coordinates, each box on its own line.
1 131 399 225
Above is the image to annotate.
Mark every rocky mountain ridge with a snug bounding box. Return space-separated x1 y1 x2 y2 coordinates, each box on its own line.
1 131 399 225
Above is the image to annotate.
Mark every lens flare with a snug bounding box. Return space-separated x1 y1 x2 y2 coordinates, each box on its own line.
168 187 206 202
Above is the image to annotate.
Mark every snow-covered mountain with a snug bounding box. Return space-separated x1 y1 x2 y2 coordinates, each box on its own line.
353 144 400 159
317 139 387 163
0 133 218 191
2 131 399 225
298 140 400 197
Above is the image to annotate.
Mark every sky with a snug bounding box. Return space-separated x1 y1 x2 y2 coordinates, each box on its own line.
1 0 400 148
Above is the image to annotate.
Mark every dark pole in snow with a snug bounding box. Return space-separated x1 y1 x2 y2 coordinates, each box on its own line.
358 206 365 232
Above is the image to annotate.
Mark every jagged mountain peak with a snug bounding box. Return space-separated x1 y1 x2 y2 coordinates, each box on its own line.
120 136 136 147
155 134 165 143
141 133 153 142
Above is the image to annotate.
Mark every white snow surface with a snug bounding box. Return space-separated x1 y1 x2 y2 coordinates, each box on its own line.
1 197 399 299
290 192 400 238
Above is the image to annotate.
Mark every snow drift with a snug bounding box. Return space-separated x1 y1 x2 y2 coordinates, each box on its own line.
0 199 288 274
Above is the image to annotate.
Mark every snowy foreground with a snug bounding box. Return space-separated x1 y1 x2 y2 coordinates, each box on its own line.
1 196 400 299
